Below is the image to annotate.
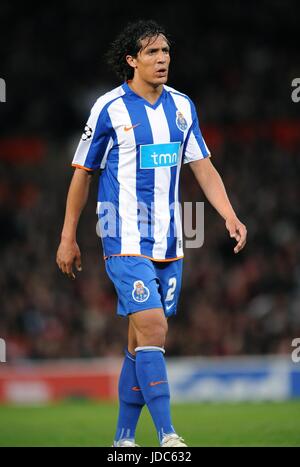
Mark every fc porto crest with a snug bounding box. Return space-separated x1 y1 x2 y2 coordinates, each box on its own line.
176 111 188 131
132 280 150 303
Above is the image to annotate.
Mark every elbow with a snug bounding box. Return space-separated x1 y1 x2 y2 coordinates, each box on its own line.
73 167 94 186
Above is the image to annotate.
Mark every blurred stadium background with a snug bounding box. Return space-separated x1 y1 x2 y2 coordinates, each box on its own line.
1 0 300 446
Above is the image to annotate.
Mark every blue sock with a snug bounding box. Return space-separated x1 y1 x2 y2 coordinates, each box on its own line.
135 346 176 444
114 349 145 443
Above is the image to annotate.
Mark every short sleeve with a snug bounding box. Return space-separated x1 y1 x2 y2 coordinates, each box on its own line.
72 101 112 172
183 101 210 164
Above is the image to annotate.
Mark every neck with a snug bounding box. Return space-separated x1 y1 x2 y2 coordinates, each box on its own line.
128 78 163 105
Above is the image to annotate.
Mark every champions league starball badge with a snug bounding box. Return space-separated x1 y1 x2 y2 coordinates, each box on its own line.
81 125 93 141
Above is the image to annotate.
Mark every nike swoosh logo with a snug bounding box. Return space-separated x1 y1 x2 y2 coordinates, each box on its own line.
166 303 174 311
149 381 168 387
131 386 141 391
124 123 141 132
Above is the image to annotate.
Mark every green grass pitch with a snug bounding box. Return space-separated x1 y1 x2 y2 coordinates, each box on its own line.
0 401 299 447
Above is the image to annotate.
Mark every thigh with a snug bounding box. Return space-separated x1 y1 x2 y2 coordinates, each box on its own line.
154 259 183 317
105 256 163 317
129 307 168 347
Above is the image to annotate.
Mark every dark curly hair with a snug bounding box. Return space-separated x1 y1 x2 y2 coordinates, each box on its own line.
106 19 171 81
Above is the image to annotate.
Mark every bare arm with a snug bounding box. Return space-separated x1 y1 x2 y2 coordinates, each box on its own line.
56 168 93 279
189 157 247 254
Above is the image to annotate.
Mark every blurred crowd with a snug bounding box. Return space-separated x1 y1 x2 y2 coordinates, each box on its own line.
1 133 299 361
1 0 300 360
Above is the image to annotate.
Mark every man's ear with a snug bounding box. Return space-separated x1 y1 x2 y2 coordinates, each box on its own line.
126 55 137 69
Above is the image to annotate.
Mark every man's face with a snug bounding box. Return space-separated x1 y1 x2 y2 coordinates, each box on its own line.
128 34 170 85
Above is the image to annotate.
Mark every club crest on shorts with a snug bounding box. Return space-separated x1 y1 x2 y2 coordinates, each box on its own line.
176 111 188 131
132 280 150 303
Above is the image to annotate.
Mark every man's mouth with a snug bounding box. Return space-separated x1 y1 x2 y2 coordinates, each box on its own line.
156 68 167 76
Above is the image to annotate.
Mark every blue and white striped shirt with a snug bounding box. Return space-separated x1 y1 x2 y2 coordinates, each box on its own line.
72 82 210 261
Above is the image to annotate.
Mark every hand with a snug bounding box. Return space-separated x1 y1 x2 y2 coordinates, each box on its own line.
225 217 247 254
56 238 82 280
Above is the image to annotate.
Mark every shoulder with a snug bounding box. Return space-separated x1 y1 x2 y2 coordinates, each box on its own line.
164 85 197 120
164 85 191 102
90 85 125 117
164 85 195 109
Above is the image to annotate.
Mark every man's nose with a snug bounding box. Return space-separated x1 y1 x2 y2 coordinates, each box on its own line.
157 51 167 63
